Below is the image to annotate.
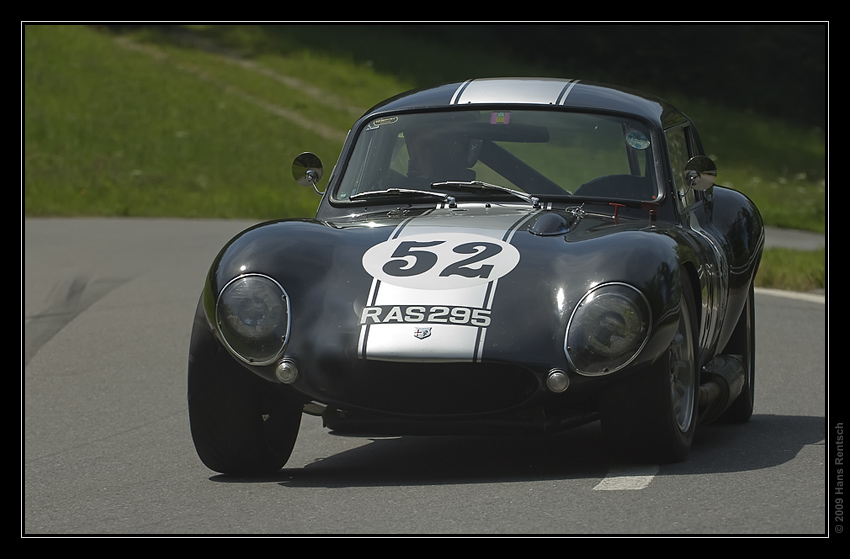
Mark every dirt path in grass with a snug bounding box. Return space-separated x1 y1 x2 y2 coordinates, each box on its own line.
112 32 357 143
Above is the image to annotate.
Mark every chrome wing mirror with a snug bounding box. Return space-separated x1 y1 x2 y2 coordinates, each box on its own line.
683 155 717 191
292 152 325 195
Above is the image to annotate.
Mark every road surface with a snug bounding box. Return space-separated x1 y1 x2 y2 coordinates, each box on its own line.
22 218 828 535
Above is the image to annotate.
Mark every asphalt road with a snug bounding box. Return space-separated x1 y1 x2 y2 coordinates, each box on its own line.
22 218 828 535
762 225 825 251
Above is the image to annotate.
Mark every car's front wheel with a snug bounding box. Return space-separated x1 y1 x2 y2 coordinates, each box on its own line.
601 275 699 463
187 301 302 476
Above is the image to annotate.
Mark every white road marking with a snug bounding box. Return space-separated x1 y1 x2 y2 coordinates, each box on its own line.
755 287 825 304
593 465 659 491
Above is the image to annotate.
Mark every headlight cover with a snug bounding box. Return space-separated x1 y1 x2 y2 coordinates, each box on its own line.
215 274 290 365
565 282 651 376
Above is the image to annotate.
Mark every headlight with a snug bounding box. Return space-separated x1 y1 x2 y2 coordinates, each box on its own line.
565 283 651 376
216 274 290 365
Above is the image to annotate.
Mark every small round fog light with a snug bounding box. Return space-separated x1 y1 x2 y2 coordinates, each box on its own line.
275 359 299 384
546 369 570 393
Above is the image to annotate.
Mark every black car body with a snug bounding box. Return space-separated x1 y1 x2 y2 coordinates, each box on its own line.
188 78 764 474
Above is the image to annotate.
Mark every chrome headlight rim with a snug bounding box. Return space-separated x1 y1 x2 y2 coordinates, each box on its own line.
215 273 290 366
565 282 652 376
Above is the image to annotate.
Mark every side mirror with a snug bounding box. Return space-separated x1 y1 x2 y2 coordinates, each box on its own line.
292 152 324 195
683 155 717 191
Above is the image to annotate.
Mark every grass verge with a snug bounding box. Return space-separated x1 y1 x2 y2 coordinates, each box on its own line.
22 24 826 293
756 248 826 294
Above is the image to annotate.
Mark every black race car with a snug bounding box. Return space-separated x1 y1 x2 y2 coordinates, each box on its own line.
188 78 764 474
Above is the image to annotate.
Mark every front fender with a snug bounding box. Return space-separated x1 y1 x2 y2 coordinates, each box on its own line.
495 224 691 376
200 219 375 380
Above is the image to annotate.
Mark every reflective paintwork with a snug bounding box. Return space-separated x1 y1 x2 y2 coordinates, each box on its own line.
189 78 764 468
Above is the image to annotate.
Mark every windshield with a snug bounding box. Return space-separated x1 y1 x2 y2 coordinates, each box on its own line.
335 109 659 203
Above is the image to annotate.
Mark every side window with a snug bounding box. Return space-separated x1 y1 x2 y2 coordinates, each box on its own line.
665 125 698 208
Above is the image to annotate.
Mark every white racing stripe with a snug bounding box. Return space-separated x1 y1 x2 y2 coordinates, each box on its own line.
358 207 537 362
592 465 659 491
450 78 581 106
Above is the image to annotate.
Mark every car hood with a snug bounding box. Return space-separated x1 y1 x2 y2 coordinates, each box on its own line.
208 203 680 372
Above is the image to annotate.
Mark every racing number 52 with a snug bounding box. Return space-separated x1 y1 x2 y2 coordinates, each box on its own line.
382 240 503 279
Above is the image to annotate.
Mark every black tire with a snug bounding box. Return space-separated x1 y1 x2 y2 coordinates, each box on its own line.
187 300 302 476
601 274 700 463
717 283 756 423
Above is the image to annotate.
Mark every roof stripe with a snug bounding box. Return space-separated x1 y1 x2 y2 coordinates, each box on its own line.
556 79 580 105
449 79 474 105
449 78 581 106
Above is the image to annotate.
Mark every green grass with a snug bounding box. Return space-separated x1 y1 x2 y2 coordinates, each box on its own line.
23 25 358 219
757 248 826 293
676 97 826 234
22 24 826 292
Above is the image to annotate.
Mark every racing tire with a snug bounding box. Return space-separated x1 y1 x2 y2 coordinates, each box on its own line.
187 300 302 476
717 282 756 423
600 275 700 463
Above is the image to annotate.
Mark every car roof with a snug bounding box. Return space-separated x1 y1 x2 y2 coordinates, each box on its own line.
364 77 689 129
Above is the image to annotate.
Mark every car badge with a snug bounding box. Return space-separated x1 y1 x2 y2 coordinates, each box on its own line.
413 327 432 340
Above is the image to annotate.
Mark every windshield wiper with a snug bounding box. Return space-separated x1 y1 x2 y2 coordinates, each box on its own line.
431 181 540 207
349 188 457 207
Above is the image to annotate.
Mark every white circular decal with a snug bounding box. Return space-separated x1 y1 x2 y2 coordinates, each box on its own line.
362 232 521 290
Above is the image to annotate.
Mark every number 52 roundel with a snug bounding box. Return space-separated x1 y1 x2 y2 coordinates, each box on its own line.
362 232 521 290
